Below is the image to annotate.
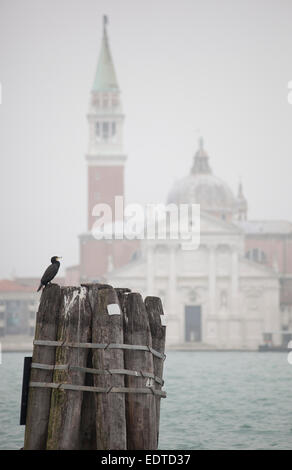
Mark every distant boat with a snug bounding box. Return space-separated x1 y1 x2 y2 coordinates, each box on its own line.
258 344 287 352
259 331 292 351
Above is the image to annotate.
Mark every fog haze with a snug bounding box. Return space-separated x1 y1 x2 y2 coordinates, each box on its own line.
0 0 292 278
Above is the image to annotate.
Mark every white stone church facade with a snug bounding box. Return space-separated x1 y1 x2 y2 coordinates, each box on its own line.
106 142 281 350
107 211 280 349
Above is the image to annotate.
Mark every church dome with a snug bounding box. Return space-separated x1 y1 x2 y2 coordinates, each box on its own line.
167 138 237 219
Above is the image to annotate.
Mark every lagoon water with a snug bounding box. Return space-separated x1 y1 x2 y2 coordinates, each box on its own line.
0 351 291 450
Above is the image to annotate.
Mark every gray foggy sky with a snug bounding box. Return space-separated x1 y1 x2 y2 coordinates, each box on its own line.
0 0 292 278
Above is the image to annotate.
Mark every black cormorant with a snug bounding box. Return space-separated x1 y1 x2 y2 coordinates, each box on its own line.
37 256 62 292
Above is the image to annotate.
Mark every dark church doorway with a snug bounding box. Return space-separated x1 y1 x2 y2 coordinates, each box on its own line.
185 305 202 342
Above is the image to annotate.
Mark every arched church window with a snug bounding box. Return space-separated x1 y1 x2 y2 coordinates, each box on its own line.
112 122 116 136
131 250 141 261
95 122 100 138
245 248 267 264
102 122 109 139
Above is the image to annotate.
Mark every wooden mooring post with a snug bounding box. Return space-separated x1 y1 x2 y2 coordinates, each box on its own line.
23 283 166 450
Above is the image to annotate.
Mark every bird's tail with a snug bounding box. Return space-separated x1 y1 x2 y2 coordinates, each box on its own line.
37 283 43 292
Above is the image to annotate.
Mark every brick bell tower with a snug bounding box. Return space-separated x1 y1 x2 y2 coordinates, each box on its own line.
87 15 126 230
79 16 137 282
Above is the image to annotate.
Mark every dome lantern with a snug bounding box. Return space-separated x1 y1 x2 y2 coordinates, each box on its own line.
167 138 239 222
191 137 212 175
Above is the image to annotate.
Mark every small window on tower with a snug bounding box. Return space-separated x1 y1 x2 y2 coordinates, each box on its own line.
95 122 100 137
102 122 109 139
112 122 116 136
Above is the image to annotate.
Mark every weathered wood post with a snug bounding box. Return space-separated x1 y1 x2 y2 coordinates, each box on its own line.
115 287 131 305
79 347 97 450
89 285 127 450
145 296 166 447
23 283 166 450
123 292 157 450
46 286 91 450
24 284 62 450
79 282 114 450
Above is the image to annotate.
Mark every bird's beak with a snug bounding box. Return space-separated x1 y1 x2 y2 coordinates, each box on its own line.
57 257 62 261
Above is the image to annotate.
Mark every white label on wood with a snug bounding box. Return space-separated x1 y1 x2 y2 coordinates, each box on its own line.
107 303 121 316
161 315 167 326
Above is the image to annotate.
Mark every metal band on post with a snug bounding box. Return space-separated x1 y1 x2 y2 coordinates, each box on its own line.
30 362 164 386
29 381 167 397
33 339 166 360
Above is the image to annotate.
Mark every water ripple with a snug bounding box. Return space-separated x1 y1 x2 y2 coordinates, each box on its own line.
0 351 291 450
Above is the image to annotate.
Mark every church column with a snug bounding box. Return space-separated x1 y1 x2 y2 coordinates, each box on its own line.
168 243 177 314
231 245 239 316
165 242 179 342
208 244 216 317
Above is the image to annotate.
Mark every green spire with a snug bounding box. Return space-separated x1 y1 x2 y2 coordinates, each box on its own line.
92 16 119 92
